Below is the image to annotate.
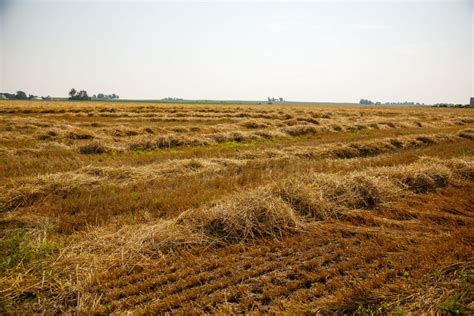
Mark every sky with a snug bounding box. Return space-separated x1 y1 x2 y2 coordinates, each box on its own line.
0 0 472 104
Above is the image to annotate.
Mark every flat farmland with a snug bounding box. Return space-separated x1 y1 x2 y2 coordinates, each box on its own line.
0 100 473 314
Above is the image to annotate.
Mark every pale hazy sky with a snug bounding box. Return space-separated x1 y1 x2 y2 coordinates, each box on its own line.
0 0 472 104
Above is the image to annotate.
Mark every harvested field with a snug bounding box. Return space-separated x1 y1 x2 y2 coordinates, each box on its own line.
0 100 473 314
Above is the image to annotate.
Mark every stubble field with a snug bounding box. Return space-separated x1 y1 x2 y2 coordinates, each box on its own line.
0 100 473 314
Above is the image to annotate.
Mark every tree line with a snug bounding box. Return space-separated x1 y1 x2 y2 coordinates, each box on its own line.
0 89 119 101
267 97 285 104
360 99 424 106
0 91 51 100
69 88 119 100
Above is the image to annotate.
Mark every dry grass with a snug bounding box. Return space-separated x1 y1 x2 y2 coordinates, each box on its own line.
0 158 243 212
376 159 453 193
0 100 473 313
282 124 321 136
39 157 474 266
239 119 271 129
275 178 336 220
77 141 110 154
458 128 474 140
0 173 101 212
177 187 303 243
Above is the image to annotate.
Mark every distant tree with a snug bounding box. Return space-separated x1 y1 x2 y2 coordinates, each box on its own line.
3 93 16 99
92 94 97 99
28 94 37 100
16 91 28 100
78 90 90 100
69 88 77 98
93 93 119 100
279 97 283 102
69 89 91 100
359 99 373 105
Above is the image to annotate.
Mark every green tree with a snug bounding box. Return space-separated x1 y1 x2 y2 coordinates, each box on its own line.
69 88 77 98
78 90 90 100
15 91 28 100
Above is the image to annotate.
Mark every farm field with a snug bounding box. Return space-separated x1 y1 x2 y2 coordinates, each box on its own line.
0 100 473 314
